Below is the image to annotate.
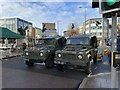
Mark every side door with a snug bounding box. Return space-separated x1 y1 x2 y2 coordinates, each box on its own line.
55 37 66 50
91 36 98 58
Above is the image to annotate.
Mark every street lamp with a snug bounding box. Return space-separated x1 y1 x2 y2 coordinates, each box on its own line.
79 7 87 34
57 21 61 35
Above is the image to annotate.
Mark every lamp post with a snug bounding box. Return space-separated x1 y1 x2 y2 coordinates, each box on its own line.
79 7 87 34
57 21 61 35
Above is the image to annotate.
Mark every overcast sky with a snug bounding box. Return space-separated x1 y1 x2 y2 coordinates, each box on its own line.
0 0 102 35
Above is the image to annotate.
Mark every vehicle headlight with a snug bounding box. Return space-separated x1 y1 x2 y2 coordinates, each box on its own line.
58 54 61 57
48 50 50 52
26 52 29 55
40 53 43 56
78 54 83 59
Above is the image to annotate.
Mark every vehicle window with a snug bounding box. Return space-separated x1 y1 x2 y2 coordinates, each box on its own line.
66 38 89 45
36 38 55 45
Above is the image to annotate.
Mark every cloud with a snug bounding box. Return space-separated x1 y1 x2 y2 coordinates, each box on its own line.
0 1 101 35
0 0 92 2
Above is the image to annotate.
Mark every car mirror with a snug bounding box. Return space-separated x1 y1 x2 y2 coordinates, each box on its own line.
106 43 111 46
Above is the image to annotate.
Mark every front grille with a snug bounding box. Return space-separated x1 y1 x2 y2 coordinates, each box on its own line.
26 51 40 59
63 53 76 60
29 51 38 56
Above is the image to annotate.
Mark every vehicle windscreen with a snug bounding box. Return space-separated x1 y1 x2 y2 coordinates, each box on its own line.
66 38 89 45
36 38 55 46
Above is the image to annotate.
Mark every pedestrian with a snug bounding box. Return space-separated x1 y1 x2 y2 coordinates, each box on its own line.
11 43 14 52
23 43 26 51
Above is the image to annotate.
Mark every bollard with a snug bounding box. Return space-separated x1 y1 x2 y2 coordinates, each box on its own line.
97 51 102 62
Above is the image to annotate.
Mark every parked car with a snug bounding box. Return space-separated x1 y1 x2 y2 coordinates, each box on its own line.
23 36 66 68
54 34 98 74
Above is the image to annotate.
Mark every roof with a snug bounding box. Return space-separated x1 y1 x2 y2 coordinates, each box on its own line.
37 35 65 40
0 17 32 25
0 27 25 39
69 34 96 39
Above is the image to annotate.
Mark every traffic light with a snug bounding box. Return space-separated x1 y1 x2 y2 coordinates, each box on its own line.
42 23 46 32
71 23 74 29
96 21 101 26
92 0 99 8
18 27 25 35
113 51 120 68
100 0 120 14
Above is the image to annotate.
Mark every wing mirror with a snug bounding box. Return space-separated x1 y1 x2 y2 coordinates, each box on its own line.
106 43 111 46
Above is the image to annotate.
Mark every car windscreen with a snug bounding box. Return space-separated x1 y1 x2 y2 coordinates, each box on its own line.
66 38 89 45
36 38 55 45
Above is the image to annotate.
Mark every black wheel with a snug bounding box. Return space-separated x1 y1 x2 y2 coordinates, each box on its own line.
85 61 92 74
25 60 34 67
93 54 97 64
45 56 54 69
57 64 64 71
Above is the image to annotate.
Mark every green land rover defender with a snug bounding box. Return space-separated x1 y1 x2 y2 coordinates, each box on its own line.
54 34 98 74
24 36 66 68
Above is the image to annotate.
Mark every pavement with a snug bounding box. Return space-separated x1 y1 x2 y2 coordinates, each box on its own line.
79 71 120 89
0 50 23 59
2 56 87 88
79 44 120 89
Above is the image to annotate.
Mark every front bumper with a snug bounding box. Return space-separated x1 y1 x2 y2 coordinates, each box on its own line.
54 58 87 66
24 58 45 63
23 51 47 62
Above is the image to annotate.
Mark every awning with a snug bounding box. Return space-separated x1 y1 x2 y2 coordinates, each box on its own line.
0 27 25 39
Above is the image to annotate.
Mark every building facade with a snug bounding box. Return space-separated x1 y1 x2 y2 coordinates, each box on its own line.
118 18 120 35
0 18 32 46
0 18 32 33
84 18 109 40
34 27 42 39
78 26 84 34
42 23 58 36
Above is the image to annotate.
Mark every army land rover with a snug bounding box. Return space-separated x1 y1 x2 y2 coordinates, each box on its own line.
54 34 98 74
24 36 66 68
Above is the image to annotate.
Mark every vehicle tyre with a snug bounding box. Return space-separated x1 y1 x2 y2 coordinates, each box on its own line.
57 64 64 71
25 60 34 67
93 54 97 64
85 61 92 74
45 56 54 69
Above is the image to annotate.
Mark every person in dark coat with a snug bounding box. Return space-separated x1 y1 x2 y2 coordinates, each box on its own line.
23 43 26 51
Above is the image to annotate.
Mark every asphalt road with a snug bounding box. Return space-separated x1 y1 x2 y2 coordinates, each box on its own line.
2 55 111 88
2 56 86 88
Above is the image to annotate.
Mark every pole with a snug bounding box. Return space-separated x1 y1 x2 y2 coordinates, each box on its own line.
102 17 105 44
27 30 29 47
111 13 117 88
57 21 60 35
78 7 88 34
107 19 109 41
84 8 86 34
